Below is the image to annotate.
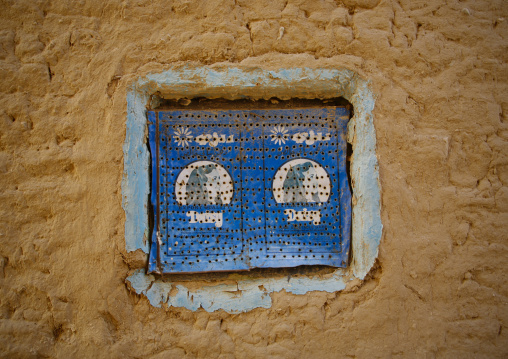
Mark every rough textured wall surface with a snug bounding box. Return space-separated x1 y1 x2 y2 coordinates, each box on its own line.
0 0 507 357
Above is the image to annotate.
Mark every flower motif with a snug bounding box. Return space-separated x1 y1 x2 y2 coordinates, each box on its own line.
173 127 193 147
270 125 289 146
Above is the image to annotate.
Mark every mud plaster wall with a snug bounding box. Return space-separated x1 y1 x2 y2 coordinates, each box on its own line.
0 0 507 358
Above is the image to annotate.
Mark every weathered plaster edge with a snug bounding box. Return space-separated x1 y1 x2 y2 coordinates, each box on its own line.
122 90 150 252
122 65 382 313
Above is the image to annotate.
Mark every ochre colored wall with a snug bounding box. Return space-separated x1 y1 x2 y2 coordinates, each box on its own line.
0 0 507 357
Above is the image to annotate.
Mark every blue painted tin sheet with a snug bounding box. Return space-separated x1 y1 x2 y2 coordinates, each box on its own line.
148 107 351 273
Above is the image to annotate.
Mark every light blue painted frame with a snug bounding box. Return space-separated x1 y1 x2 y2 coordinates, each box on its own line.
122 65 382 313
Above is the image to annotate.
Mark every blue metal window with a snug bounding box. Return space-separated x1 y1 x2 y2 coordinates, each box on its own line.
147 107 351 274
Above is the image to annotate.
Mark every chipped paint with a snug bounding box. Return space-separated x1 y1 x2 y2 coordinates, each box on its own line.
122 65 382 312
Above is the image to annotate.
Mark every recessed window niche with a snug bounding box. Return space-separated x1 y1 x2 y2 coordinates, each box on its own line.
123 66 382 313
